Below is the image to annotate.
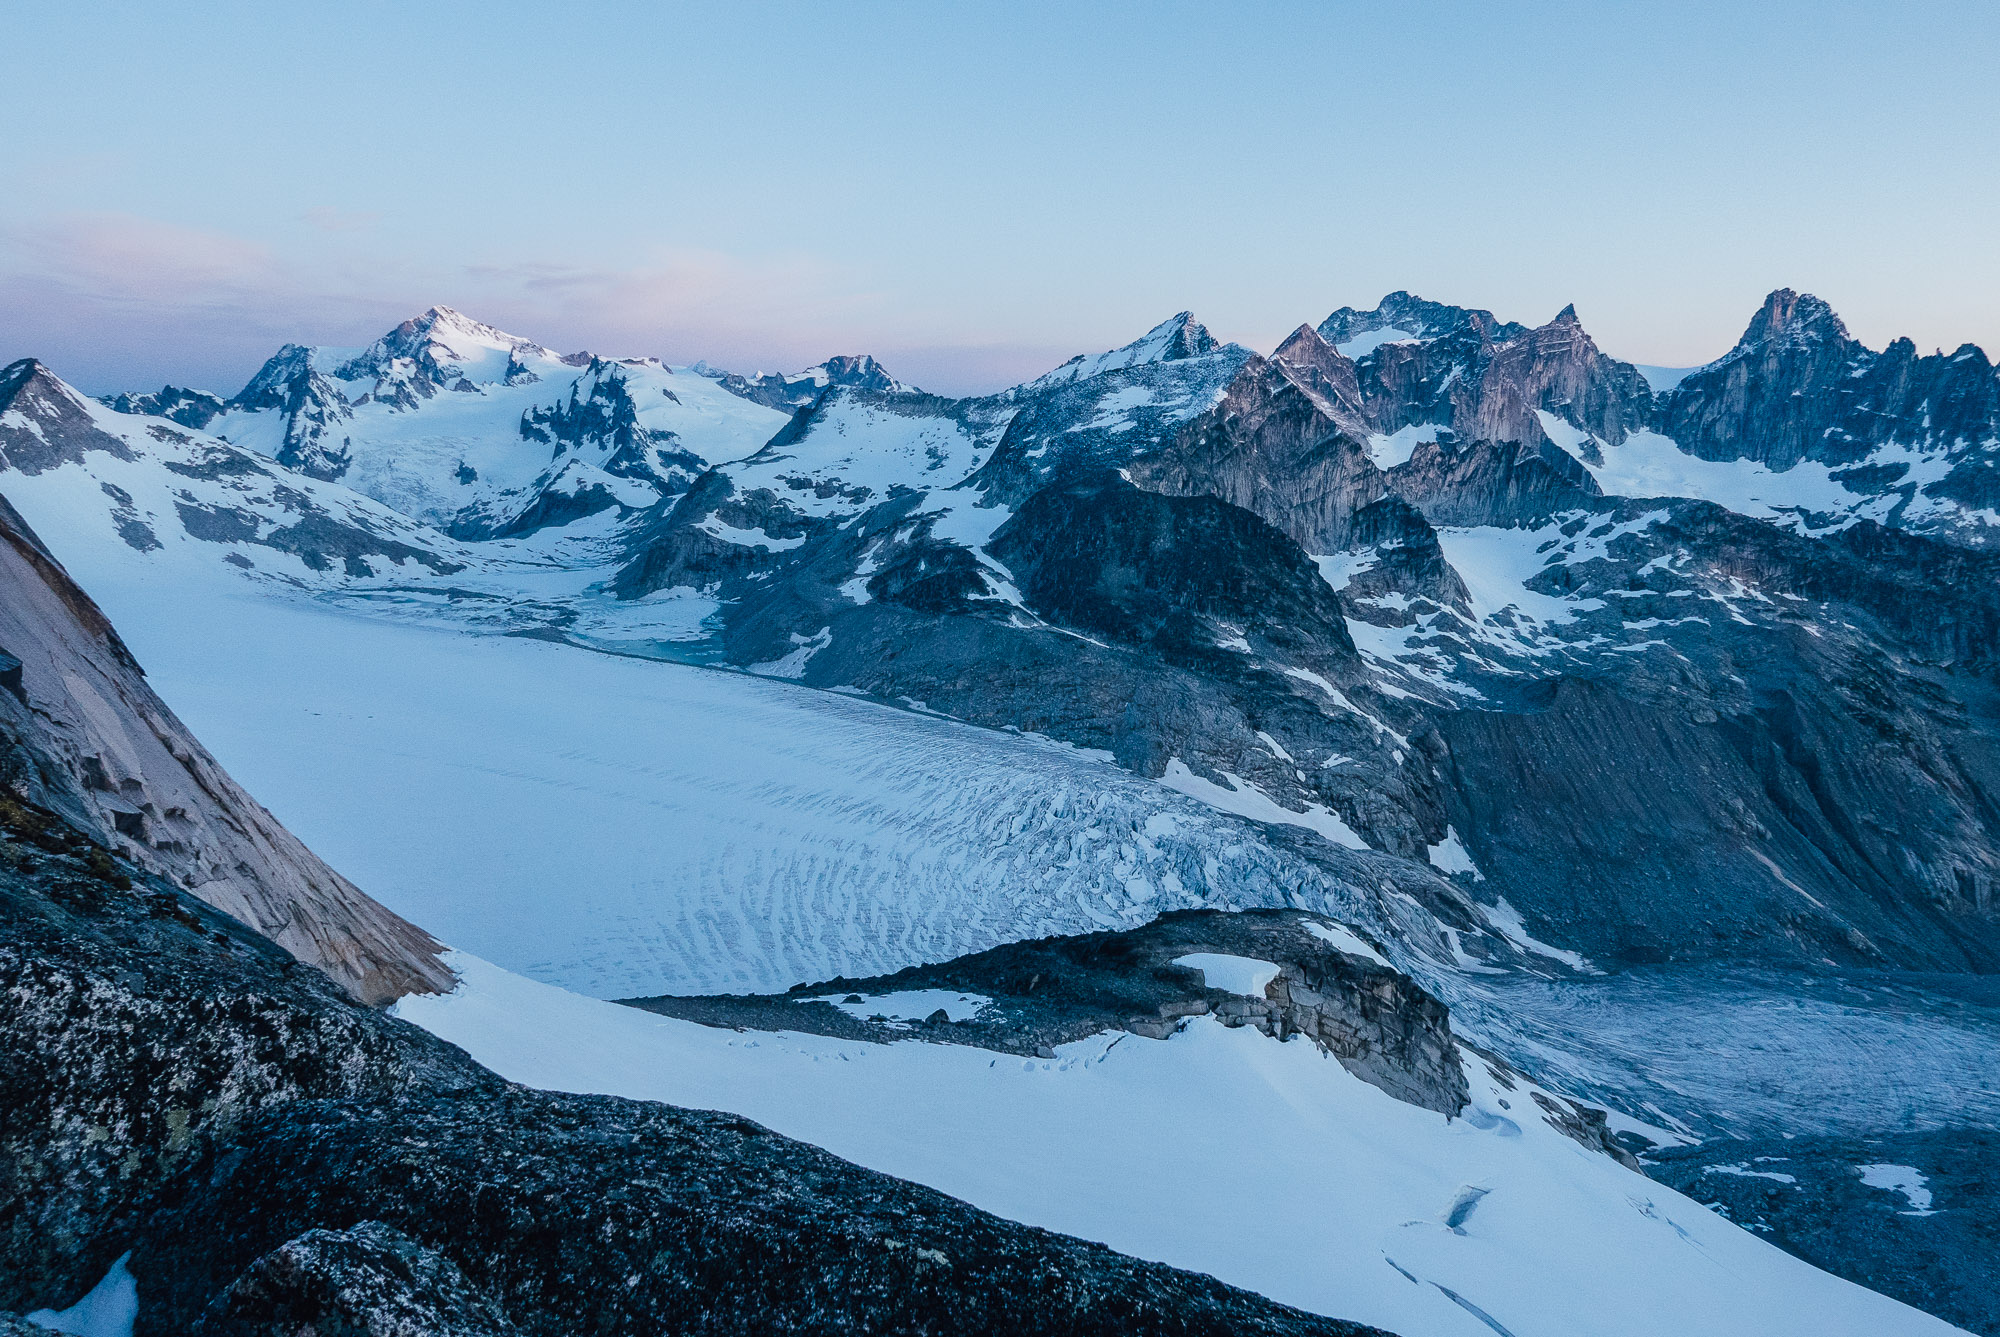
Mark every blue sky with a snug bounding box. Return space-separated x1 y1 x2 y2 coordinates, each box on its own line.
3 0 1995 395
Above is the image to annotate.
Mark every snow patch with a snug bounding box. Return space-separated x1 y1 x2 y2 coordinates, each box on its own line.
1335 327 1416 359
1856 1163 1936 1215
1705 1163 1799 1185
1171 952 1281 997
25 1254 138 1337
1159 759 1368 850
1302 919 1391 968
1365 423 1441 470
809 989 992 1024
1427 827 1483 879
1480 897 1597 973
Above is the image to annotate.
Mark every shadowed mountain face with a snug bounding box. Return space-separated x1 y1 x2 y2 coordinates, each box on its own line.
1663 290 2000 474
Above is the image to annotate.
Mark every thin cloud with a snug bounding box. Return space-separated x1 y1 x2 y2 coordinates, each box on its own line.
0 212 1106 396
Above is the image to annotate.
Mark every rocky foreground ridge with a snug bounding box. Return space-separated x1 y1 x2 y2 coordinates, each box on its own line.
0 789 1387 1337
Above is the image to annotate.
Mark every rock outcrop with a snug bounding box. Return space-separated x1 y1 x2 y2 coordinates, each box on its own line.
627 908 1470 1118
0 489 451 1002
0 792 1387 1337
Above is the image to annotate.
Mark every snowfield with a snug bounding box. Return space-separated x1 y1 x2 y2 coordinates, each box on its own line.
397 953 1967 1337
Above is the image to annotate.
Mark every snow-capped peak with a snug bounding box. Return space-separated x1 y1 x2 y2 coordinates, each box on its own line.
336 306 559 388
1025 312 1222 389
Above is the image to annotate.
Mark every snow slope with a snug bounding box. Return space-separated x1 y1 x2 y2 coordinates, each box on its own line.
0 368 481 588
398 954 1967 1337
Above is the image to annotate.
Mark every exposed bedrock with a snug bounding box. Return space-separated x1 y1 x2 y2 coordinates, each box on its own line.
0 798 1386 1337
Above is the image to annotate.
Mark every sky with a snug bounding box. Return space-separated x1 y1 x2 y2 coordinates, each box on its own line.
3 0 1996 397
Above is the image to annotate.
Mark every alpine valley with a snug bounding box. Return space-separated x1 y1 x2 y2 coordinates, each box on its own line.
4 290 1998 1337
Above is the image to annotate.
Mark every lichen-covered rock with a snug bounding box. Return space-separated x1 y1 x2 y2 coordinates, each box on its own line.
195 1222 519 1337
0 794 491 1315
140 1091 1382 1337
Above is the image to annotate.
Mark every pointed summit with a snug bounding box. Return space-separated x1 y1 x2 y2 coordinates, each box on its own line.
1735 289 1851 353
1552 303 1581 325
1026 312 1228 389
1270 325 1367 431
367 306 553 372
0 359 132 477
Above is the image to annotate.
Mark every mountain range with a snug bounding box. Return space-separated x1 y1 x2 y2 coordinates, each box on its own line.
3 286 1997 1335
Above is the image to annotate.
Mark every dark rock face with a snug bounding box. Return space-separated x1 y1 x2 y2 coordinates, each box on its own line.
1128 351 1387 553
1419 502 2000 973
1381 434 1599 528
988 473 1363 673
1455 305 1656 453
1308 296 1653 458
0 798 1385 1337
0 793 487 1313
101 386 227 431
140 1090 1379 1337
628 908 1469 1118
194 1221 520 1337
1649 1132 2000 1337
1660 290 2000 501
1335 495 1471 618
0 491 452 1002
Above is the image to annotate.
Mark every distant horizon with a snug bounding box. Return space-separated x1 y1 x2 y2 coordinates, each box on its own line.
5 1 1995 397
14 283 1978 404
